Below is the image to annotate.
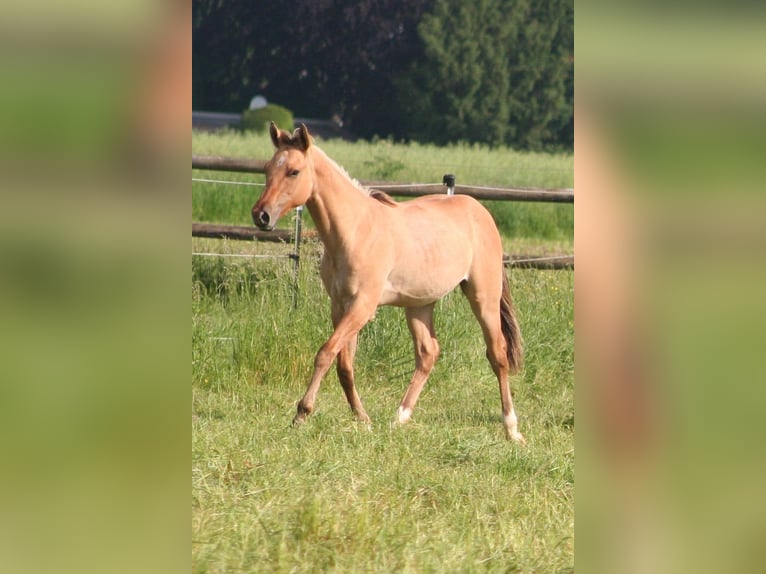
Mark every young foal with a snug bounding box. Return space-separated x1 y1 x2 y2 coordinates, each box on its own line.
252 123 525 443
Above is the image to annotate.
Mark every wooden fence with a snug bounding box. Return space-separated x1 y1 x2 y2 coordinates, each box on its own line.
192 154 574 271
192 155 574 204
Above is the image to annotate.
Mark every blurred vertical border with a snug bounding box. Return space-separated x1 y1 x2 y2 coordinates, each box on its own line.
576 2 766 573
0 1 189 573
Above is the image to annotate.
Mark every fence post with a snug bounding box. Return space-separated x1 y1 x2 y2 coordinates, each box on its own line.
443 174 456 195
291 206 304 309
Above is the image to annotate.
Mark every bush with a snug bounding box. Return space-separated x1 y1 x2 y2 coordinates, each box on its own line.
240 104 294 133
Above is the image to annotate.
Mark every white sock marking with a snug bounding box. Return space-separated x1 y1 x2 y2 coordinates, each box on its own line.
397 406 412 424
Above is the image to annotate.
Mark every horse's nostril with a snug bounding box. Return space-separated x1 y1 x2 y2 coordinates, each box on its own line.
256 211 271 228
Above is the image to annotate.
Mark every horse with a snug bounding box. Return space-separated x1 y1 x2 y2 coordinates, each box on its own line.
252 122 526 443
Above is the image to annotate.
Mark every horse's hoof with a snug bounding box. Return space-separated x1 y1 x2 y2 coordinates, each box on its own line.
292 414 306 427
354 411 372 425
505 429 527 445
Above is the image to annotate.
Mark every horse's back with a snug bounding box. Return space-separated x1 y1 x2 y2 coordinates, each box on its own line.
403 193 497 224
398 194 502 249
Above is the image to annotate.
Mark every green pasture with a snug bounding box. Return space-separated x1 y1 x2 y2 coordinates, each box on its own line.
192 131 574 572
192 130 573 247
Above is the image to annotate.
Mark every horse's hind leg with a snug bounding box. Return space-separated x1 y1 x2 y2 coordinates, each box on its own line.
461 280 526 443
336 333 371 423
396 304 440 425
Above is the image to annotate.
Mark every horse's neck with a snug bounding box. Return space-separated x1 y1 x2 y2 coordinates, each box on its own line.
306 148 373 250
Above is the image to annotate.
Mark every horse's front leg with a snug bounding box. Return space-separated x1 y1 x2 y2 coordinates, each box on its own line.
293 299 375 426
330 300 369 423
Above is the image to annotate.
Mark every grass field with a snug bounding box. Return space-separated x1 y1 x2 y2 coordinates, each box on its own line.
192 131 574 572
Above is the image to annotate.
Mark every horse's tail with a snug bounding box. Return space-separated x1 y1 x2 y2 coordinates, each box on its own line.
500 271 524 374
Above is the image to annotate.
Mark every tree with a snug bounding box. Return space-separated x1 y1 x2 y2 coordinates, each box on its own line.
261 0 433 137
193 0 280 111
193 0 433 137
192 0 573 149
505 0 573 150
396 0 573 150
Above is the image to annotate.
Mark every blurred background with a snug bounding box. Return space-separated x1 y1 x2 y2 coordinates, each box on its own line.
576 3 766 574
0 1 189 573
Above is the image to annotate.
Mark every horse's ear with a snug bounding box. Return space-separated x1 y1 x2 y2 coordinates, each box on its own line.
269 121 280 148
294 123 312 151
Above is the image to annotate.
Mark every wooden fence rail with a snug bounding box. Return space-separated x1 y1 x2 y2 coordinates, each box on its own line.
192 222 573 270
192 222 316 243
193 155 267 174
192 155 574 203
192 155 573 272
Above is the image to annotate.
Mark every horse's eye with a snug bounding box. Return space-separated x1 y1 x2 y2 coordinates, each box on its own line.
289 169 300 177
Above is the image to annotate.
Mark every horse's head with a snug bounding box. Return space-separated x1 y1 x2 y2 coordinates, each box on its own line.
252 122 314 230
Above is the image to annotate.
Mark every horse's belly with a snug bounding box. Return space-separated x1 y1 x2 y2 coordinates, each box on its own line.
379 266 466 307
379 232 472 306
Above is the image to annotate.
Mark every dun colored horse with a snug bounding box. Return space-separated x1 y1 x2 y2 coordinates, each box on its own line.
252 123 525 442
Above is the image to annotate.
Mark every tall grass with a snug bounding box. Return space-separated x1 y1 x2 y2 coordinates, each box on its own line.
192 130 573 245
192 249 573 573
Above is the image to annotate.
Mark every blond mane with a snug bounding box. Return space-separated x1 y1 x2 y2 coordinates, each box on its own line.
315 146 398 207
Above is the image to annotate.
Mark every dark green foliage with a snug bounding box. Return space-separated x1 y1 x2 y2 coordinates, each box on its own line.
240 104 294 133
395 0 513 146
192 0 572 150
192 0 432 129
397 0 573 150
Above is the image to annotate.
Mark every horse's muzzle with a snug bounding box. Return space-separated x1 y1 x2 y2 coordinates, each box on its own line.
252 207 275 231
